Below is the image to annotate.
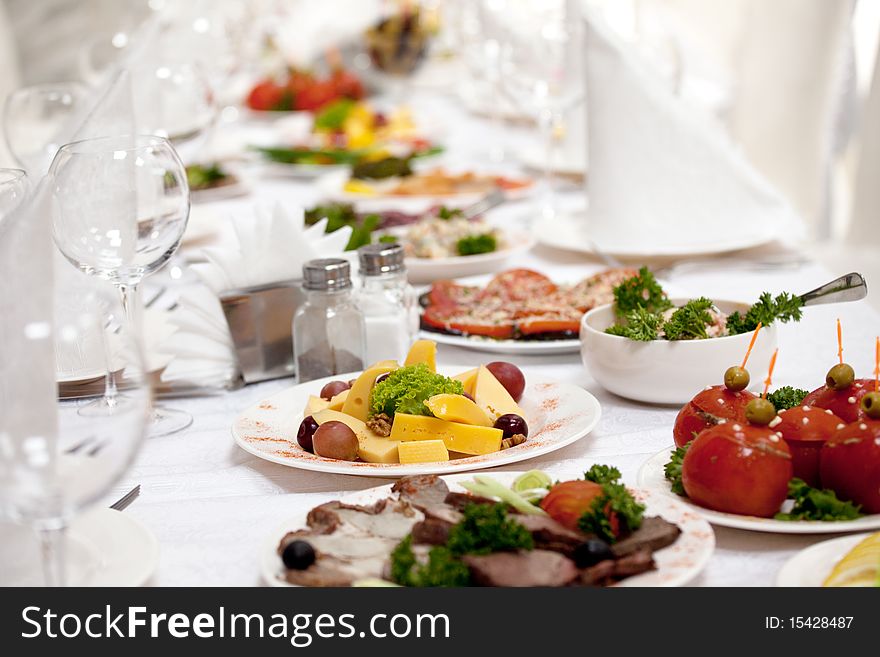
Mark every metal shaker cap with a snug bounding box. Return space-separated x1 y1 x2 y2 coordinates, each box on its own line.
358 242 405 275
302 258 352 291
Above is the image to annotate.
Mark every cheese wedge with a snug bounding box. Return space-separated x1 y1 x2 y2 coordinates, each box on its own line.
452 368 479 396
425 393 493 427
398 439 449 464
341 360 398 421
327 389 349 411
312 409 400 463
390 414 502 455
305 395 331 415
403 339 437 372
474 365 525 421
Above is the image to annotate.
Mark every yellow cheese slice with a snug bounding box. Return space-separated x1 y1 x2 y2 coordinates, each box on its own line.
312 409 400 463
473 365 525 421
389 414 502 455
451 368 479 396
327 389 349 411
424 393 493 427
305 395 331 416
403 339 437 372
398 439 449 464
341 360 398 421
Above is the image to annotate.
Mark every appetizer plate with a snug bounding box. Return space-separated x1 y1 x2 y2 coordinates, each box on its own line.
638 447 880 534
0 507 158 586
404 229 537 285
518 145 587 178
233 368 601 477
260 471 715 587
775 534 872 587
422 331 581 356
189 174 251 203
534 211 778 258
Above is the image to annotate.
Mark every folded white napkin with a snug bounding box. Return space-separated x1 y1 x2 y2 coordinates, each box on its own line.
582 15 804 253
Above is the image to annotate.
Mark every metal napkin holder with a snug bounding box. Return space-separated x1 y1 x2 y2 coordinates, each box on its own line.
219 279 306 385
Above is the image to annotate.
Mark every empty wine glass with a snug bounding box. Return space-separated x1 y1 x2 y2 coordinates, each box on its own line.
498 0 584 221
2 82 89 175
0 168 29 220
0 281 150 586
48 134 193 437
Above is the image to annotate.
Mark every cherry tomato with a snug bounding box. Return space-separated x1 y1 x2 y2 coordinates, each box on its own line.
819 419 880 513
673 385 756 447
286 69 316 96
540 480 605 531
774 405 844 487
802 379 874 424
681 423 792 517
329 69 365 99
294 80 338 112
246 80 291 111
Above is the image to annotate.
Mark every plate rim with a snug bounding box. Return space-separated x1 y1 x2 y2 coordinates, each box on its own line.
775 533 873 587
422 330 582 355
638 446 880 534
232 369 601 477
260 471 715 588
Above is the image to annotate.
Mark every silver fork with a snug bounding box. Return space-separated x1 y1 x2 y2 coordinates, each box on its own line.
461 189 506 220
109 485 141 511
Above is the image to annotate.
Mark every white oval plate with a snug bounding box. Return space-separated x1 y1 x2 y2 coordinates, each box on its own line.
776 534 874 587
535 211 778 258
0 507 158 586
261 471 714 587
638 447 880 534
404 230 536 285
422 331 581 356
233 368 601 477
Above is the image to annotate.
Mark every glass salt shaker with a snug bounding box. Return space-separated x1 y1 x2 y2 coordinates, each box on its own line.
292 258 366 384
357 243 417 363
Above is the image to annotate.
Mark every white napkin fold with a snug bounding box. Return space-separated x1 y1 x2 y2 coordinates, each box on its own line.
582 14 804 253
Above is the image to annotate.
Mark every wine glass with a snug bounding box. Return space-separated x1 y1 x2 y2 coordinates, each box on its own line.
2 82 89 175
48 134 193 437
0 168 29 220
0 281 150 586
498 0 584 222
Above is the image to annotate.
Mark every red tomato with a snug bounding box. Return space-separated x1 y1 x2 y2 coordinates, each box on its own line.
478 269 558 304
420 306 515 340
294 81 338 112
426 280 475 308
801 379 874 423
681 423 793 517
286 69 316 95
246 80 290 111
517 318 581 335
540 480 605 531
819 419 880 513
329 69 365 99
774 405 845 486
673 385 756 447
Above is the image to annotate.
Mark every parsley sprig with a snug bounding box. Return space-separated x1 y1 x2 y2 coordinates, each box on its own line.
663 441 692 496
726 292 804 336
775 478 863 521
612 266 672 316
578 467 645 543
766 386 809 411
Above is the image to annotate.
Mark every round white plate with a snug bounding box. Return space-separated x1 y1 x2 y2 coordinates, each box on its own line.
422 330 581 356
638 447 880 534
534 211 778 258
0 507 158 586
403 230 536 285
190 175 251 203
518 145 587 177
233 368 601 477
260 471 714 587
776 534 874 587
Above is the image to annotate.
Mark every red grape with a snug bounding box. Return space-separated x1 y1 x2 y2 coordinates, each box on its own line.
297 416 319 452
320 380 351 400
313 421 359 461
494 414 528 438
486 362 525 401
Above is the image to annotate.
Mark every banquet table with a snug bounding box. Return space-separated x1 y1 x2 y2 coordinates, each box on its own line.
21 86 880 587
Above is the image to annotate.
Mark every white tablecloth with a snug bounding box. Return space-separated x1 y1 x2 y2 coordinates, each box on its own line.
23 87 880 587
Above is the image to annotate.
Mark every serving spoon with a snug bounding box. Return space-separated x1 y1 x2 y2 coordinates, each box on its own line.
799 272 867 307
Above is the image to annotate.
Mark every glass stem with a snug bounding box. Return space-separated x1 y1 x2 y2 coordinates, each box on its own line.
539 107 559 220
38 524 67 586
100 312 119 406
117 282 141 333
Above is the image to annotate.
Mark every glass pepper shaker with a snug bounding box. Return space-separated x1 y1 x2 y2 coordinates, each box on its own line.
357 243 417 363
292 258 366 384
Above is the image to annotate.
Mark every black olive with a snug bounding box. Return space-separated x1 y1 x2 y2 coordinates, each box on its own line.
281 540 316 570
572 539 614 568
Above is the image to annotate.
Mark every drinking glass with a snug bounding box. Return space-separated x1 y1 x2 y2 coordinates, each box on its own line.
0 282 150 586
498 0 584 221
2 82 89 175
0 168 29 220
48 134 193 437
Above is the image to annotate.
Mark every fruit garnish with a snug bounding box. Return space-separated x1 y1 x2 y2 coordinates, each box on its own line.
822 532 880 587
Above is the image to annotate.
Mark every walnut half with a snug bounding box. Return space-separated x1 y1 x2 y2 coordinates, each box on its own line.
500 434 527 450
366 413 393 437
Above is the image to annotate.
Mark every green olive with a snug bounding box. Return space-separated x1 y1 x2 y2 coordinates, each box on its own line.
745 398 776 425
860 391 880 419
724 366 750 392
825 363 855 390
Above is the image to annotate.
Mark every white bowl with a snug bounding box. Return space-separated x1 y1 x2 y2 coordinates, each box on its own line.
579 299 778 405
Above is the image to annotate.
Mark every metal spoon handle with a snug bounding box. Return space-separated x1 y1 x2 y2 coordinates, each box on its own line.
799 272 868 307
